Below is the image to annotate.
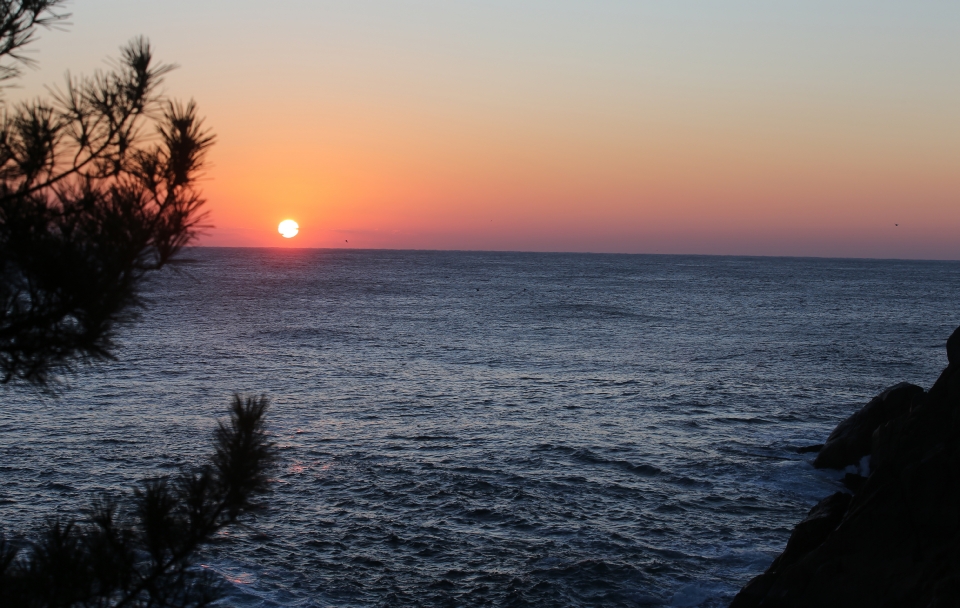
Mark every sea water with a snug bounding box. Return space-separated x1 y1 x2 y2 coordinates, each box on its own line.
2 249 959 606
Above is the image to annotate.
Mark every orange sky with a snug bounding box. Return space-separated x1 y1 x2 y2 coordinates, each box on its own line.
16 1 960 258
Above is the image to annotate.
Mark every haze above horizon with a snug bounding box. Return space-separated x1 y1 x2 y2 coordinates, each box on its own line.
16 1 960 259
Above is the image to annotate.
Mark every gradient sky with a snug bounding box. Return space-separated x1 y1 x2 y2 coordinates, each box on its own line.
14 1 960 258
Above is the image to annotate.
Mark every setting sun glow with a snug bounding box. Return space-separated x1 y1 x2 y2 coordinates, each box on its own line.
38 2 958 259
278 220 299 239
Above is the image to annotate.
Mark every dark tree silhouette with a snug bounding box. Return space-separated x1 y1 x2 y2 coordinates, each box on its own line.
0 0 215 387
0 0 69 87
0 395 275 607
0 3 277 606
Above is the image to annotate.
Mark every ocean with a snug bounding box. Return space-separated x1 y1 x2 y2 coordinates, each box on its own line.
2 248 959 606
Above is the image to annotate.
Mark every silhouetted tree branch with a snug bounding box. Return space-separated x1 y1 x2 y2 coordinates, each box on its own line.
0 0 69 88
0 5 278 606
0 395 276 607
0 14 215 387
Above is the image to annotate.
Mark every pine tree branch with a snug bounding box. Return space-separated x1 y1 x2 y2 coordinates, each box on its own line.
0 395 275 607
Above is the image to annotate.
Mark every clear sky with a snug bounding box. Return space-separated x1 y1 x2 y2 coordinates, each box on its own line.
13 1 960 258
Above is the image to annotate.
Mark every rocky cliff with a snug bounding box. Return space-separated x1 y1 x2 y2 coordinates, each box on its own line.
731 326 960 608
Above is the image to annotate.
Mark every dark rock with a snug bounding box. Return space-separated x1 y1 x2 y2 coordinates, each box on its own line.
947 325 960 365
731 326 960 608
773 492 851 570
796 444 823 454
840 473 865 492
813 382 924 470
730 492 851 608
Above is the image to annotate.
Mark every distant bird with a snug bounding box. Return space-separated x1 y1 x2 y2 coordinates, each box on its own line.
895 224 898 227
345 239 348 242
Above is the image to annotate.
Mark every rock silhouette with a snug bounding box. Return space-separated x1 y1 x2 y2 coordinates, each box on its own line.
812 382 924 470
731 325 960 608
732 492 852 606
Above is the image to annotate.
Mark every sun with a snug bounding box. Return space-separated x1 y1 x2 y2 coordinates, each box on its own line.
278 219 299 238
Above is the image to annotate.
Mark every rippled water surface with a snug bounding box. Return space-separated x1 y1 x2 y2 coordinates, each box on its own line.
3 249 960 606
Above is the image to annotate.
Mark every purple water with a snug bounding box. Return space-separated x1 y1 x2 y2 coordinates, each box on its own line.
2 249 958 606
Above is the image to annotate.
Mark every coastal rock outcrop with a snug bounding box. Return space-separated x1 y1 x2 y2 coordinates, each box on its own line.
731 492 851 607
812 381 924 470
731 326 960 608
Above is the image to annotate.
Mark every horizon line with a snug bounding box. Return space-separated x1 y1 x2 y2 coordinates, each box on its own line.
184 245 960 264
